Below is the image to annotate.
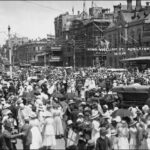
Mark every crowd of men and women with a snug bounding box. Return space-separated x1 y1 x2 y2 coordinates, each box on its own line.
0 66 150 150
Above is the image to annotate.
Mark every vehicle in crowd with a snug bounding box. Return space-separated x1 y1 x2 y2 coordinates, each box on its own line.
112 85 150 108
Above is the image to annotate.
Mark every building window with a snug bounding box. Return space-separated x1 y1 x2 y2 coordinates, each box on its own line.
108 35 112 48
121 31 123 44
114 34 117 48
137 29 142 46
130 30 135 45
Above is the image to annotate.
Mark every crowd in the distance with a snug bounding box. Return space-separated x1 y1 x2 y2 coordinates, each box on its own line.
0 67 150 150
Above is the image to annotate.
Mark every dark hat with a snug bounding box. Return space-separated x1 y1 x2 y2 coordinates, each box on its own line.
100 127 107 135
4 120 11 129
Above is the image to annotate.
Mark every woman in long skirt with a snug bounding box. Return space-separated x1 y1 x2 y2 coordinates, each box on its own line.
117 121 129 150
42 111 56 149
30 114 42 150
53 104 64 139
129 121 138 149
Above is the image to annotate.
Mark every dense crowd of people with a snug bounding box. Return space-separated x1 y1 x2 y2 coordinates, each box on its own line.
0 66 150 150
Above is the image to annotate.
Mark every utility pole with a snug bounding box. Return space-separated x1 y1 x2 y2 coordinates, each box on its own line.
73 39 76 71
8 25 12 79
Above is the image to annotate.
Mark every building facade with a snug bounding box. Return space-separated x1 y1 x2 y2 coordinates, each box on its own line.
54 12 78 45
62 7 113 67
14 40 48 66
104 0 150 68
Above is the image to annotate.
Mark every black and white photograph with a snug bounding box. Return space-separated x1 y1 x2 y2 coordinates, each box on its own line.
0 0 150 149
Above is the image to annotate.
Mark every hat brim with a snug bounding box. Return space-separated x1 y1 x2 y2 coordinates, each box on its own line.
90 113 99 119
129 121 137 127
69 102 75 105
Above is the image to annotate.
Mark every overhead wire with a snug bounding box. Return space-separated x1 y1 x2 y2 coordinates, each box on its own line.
25 1 65 13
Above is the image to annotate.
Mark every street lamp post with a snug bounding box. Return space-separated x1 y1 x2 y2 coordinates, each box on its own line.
8 25 12 79
71 39 76 70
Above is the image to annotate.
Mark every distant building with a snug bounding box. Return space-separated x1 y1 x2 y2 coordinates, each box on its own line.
14 40 48 66
35 45 63 66
54 12 79 45
104 0 150 68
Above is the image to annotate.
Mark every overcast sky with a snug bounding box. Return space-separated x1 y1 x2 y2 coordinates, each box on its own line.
0 0 148 45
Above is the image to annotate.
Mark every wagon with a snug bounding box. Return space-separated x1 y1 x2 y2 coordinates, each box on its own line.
112 85 150 108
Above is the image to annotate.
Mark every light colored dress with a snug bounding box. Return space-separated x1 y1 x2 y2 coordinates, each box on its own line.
30 119 42 150
42 117 56 147
146 128 150 150
129 127 137 149
53 107 64 136
91 120 100 144
118 126 129 149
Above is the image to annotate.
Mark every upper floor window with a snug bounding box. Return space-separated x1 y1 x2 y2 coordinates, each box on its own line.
130 30 135 45
137 29 142 46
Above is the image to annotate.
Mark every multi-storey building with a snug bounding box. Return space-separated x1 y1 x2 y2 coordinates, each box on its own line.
104 0 150 68
54 12 78 45
62 7 113 67
15 40 48 65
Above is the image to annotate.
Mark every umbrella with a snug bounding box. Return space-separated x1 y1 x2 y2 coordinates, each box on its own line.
38 80 45 86
111 108 132 118
65 93 77 99
52 92 64 99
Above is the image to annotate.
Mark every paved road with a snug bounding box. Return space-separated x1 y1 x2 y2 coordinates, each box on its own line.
17 138 65 150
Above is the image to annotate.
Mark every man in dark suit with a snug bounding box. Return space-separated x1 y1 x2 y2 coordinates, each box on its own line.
95 127 112 150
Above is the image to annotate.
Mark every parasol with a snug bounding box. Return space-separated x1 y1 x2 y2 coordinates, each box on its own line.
65 93 77 99
52 92 64 99
111 108 132 118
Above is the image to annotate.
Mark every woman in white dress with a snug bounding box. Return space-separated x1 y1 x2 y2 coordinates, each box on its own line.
53 104 64 139
29 113 42 150
117 121 129 150
91 110 100 144
129 120 138 149
42 111 56 149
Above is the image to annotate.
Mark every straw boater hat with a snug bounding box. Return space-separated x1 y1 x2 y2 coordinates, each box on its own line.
30 112 37 119
112 116 121 123
67 120 73 125
17 98 23 105
68 100 75 105
43 111 53 118
129 120 137 127
38 105 44 111
111 129 117 136
90 110 99 119
78 112 84 117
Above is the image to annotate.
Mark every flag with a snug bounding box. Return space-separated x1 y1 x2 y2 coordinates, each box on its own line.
104 39 110 49
72 7 74 15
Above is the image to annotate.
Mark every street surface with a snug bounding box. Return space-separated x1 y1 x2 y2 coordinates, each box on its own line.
17 139 65 150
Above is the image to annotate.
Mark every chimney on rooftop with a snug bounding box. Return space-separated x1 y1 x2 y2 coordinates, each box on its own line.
127 0 132 11
136 0 142 11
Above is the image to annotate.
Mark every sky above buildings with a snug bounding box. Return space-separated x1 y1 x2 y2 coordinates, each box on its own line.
0 0 148 45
